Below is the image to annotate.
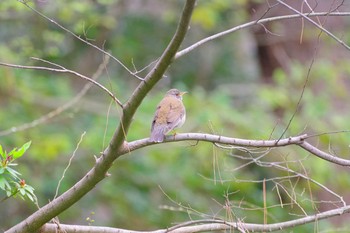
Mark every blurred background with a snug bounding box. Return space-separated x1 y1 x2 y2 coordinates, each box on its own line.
1 0 350 232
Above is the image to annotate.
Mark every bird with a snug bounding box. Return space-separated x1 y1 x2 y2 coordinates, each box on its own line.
150 89 187 142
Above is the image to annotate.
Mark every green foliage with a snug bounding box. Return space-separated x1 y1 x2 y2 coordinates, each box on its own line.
0 141 37 203
1 1 350 232
192 0 244 30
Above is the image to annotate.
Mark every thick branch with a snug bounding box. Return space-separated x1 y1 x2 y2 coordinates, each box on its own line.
120 133 350 167
123 133 308 152
5 2 350 233
4 1 196 233
110 0 196 152
41 205 350 233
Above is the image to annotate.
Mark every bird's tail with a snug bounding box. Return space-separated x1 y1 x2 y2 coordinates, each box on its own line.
150 125 166 142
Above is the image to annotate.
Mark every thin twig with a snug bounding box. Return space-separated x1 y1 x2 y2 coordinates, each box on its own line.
229 151 345 207
158 185 213 220
276 39 317 141
0 56 110 136
269 163 345 206
305 130 350 138
276 0 350 50
18 0 143 81
274 182 308 216
263 178 267 226
0 60 123 108
54 132 86 199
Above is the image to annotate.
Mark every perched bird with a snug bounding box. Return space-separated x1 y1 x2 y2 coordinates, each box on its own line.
150 89 187 142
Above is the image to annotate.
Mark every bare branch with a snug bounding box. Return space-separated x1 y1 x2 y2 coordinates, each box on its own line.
41 205 350 233
276 1 350 50
54 132 86 200
120 133 350 167
0 55 110 136
278 20 323 141
18 0 143 81
0 60 123 108
111 0 197 150
123 133 307 152
299 141 350 166
306 130 350 138
4 2 350 233
255 161 345 206
4 1 197 232
175 12 350 59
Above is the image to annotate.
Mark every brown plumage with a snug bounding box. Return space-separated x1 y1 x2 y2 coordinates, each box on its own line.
150 89 186 142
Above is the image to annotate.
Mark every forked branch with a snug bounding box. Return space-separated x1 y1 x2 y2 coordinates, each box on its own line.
4 1 350 233
4 1 197 232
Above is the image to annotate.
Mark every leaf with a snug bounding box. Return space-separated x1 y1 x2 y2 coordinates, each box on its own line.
7 147 17 157
24 185 37 203
12 141 31 160
6 167 21 180
24 185 35 193
19 187 26 196
0 144 5 159
8 163 18 167
0 176 11 191
26 192 34 202
6 190 12 197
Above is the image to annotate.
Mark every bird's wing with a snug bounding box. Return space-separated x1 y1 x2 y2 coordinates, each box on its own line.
165 98 185 131
151 105 161 131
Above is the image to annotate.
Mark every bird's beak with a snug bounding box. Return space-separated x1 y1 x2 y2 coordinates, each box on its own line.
180 91 188 96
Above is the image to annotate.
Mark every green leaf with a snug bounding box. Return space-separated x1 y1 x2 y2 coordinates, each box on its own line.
26 192 34 202
0 176 11 191
0 167 5 174
24 185 37 203
12 141 31 160
6 167 21 180
7 147 17 159
19 187 26 196
8 163 18 167
0 144 5 159
24 185 35 193
6 190 12 197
